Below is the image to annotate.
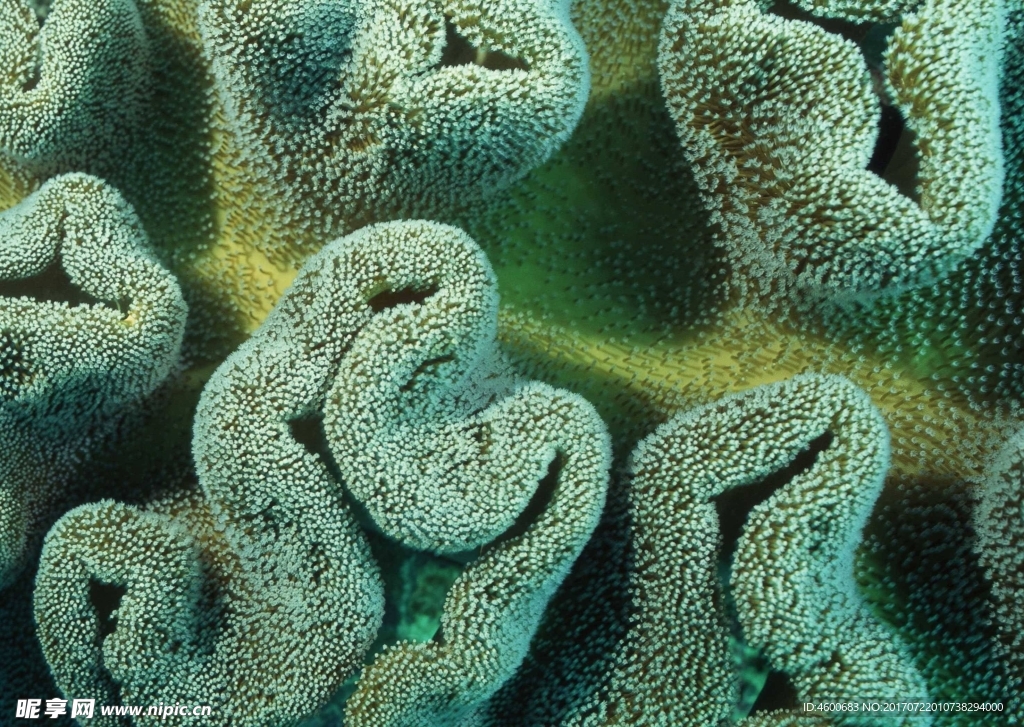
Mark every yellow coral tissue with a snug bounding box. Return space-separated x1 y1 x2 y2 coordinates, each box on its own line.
1 0 1022 724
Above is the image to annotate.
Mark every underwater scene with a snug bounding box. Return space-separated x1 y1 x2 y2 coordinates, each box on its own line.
0 0 1022 723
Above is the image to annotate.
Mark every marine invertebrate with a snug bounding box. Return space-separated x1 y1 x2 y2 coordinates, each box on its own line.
35 220 610 725
657 0 1005 300
480 374 925 725
198 0 590 260
0 0 1021 720
972 432 1024 719
343 379 609 725
728 378 929 720
784 0 918 22
325 245 609 551
0 0 149 183
0 172 186 589
855 469 1020 726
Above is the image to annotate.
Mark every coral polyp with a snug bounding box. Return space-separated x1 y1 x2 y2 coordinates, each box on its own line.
32 221 610 725
658 0 1005 300
0 0 1022 723
0 173 185 590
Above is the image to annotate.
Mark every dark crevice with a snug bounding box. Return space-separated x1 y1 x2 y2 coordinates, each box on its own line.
876 108 921 202
437 16 528 72
715 431 835 561
492 453 562 547
750 669 800 714
868 104 905 175
89 579 127 639
367 285 438 313
0 256 108 309
400 355 455 392
289 412 340 479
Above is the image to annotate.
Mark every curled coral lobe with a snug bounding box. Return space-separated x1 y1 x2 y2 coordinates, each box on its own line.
33 220 609 726
343 383 609 725
658 0 1005 301
726 376 930 724
328 224 610 722
305 219 608 725
0 0 149 180
0 173 185 588
323 223 609 553
34 500 203 718
974 431 1024 720
607 374 922 724
197 0 589 247
479 375 923 726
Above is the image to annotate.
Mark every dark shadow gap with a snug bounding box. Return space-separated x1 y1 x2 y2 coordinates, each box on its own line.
878 113 921 202
367 285 438 313
715 430 835 560
399 354 455 392
437 16 528 72
750 669 800 715
868 105 905 175
89 579 127 639
0 256 111 309
289 412 339 479
493 453 562 547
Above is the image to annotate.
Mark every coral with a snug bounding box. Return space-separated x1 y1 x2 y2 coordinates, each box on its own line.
198 0 589 257
657 0 1005 300
973 433 1024 719
857 471 1019 726
0 0 149 182
306 218 610 725
34 220 610 726
343 381 609 725
448 0 1019 512
479 375 924 725
784 0 918 23
727 377 929 721
0 0 591 361
0 173 185 589
324 234 608 551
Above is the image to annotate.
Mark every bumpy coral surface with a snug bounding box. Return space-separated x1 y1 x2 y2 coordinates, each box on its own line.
0 0 149 181
659 0 1004 300
1 0 1024 723
0 173 185 590
972 432 1024 718
480 375 931 726
33 221 610 725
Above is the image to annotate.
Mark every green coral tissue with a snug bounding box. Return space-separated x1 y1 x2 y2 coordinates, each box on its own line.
0 0 1022 724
